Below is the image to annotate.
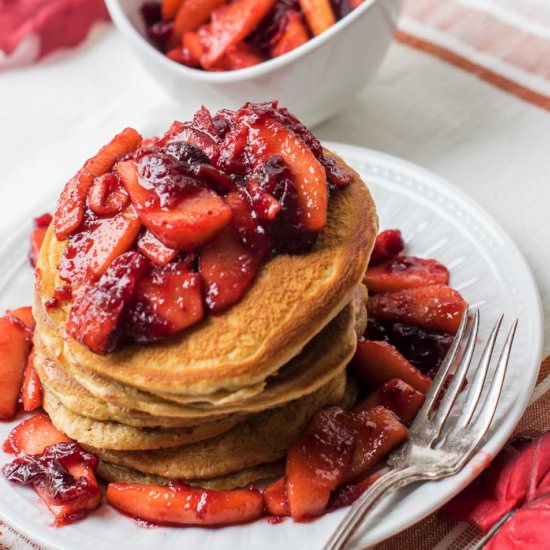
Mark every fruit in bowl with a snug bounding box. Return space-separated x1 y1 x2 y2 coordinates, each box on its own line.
105 0 403 126
141 0 369 72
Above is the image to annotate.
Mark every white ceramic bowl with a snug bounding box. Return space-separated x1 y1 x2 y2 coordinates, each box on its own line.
105 0 402 126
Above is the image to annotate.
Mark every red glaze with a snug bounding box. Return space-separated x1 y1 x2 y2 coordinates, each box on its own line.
352 339 432 394
369 229 405 265
355 379 425 425
367 285 467 334
364 256 449 293
0 316 32 419
106 482 264 526
21 352 44 412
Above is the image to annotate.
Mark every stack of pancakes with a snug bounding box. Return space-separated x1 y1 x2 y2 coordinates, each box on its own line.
32 151 378 489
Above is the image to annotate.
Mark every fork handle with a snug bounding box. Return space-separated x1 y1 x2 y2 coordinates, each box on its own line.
323 466 425 550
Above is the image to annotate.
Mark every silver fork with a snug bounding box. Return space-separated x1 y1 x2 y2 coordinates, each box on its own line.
324 309 518 550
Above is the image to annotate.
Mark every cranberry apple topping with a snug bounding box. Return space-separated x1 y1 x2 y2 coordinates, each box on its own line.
3 442 98 504
141 0 367 71
54 102 352 354
3 415 101 526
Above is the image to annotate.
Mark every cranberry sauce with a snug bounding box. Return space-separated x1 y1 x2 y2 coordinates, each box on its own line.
3 442 98 503
55 102 353 354
366 316 453 376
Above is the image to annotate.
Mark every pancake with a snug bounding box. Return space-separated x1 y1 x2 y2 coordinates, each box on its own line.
34 150 378 397
97 460 284 491
35 355 226 429
85 373 353 480
34 291 360 422
42 391 242 451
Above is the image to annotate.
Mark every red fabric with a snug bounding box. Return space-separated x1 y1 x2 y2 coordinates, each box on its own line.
442 432 550 547
0 0 109 58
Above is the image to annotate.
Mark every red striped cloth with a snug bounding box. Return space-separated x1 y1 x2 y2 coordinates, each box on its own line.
397 0 550 110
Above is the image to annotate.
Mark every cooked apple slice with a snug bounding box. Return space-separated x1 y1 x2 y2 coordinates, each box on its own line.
299 0 336 35
200 225 267 313
369 229 405 265
182 31 204 65
58 204 142 288
221 42 266 70
355 378 425 425
135 188 232 251
247 117 328 231
106 482 264 526
343 406 408 483
364 256 449 293
367 285 467 334
271 10 310 57
352 340 432 393
118 159 232 251
3 414 71 455
162 0 184 20
286 407 355 519
66 251 149 354
21 352 43 412
172 0 227 41
199 0 277 68
6 306 35 331
264 477 289 516
129 261 204 341
137 230 179 266
0 316 32 419
54 128 142 240
3 414 101 526
87 173 130 216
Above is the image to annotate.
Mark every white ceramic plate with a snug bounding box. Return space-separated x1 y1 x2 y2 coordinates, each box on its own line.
0 144 543 550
